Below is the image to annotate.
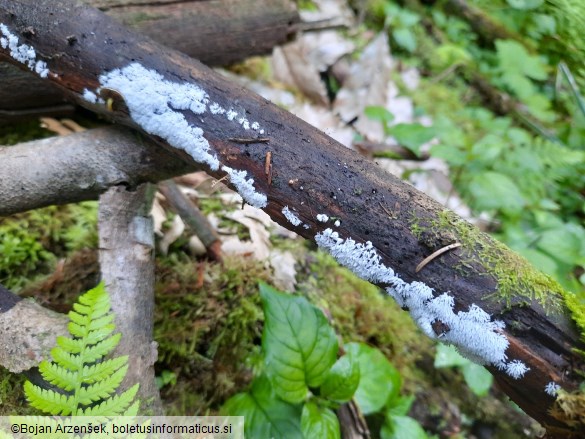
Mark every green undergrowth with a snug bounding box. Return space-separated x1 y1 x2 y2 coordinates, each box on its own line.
0 120 53 145
0 202 98 290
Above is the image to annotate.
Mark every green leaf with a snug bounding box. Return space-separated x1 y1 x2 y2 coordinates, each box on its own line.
496 40 548 81
434 344 468 368
24 282 139 416
222 376 302 439
392 28 417 53
386 395 415 416
301 401 340 439
461 363 493 397
468 171 525 213
537 227 583 264
388 123 435 156
345 342 401 415
381 415 427 439
471 134 504 162
320 355 360 403
364 106 394 124
260 283 338 404
506 0 544 10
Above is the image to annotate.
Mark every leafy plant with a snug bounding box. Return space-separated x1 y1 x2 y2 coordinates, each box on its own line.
24 282 139 416
364 106 435 158
223 283 426 438
434 345 493 397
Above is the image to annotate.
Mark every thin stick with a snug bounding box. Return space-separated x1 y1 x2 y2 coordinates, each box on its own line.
228 137 269 144
265 151 272 185
415 243 462 273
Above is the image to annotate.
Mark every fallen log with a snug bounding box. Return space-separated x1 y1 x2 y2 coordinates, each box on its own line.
1 0 583 434
0 0 298 121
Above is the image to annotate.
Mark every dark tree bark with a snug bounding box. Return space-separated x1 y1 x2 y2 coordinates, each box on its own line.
1 0 583 434
0 0 298 121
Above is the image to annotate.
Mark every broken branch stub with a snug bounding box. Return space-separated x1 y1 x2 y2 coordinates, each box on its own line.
1 0 583 432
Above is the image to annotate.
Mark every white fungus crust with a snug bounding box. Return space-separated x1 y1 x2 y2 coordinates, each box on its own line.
282 206 302 226
315 228 530 379
95 63 266 170
0 23 49 78
317 214 329 223
221 166 267 209
544 381 561 397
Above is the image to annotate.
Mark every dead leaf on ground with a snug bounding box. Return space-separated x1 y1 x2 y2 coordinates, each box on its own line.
334 32 394 141
270 250 297 292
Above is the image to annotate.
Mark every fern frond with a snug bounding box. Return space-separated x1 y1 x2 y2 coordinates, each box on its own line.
81 356 128 384
123 400 141 417
38 362 77 391
24 282 140 416
80 384 139 416
77 334 121 364
50 346 83 371
76 366 128 405
24 381 73 415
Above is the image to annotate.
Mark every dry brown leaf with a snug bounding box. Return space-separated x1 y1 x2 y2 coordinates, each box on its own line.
334 32 394 142
159 214 185 255
40 118 74 136
273 43 329 106
270 250 297 292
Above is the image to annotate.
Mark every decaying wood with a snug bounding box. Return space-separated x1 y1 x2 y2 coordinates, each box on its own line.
1 0 583 433
0 0 298 121
0 127 194 216
158 179 222 261
99 184 163 414
0 284 68 373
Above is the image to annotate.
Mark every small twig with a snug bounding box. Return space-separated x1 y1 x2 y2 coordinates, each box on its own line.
416 242 462 273
379 201 400 220
228 137 269 144
265 151 273 185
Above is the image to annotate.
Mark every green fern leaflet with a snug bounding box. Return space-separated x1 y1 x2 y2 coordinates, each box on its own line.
24 282 140 416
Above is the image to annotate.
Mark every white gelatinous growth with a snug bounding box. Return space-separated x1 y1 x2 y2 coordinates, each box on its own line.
334 220 341 227
314 228 529 377
0 23 49 78
317 214 329 223
98 63 220 170
282 206 302 226
505 360 530 379
221 166 267 208
545 381 561 396
82 89 99 104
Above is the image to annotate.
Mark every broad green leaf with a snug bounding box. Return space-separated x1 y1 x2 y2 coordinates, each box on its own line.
468 171 525 213
506 0 544 10
381 415 427 439
364 106 394 124
386 395 415 417
392 28 417 53
260 283 338 404
461 363 493 397
345 342 401 415
320 355 360 403
496 40 548 81
222 376 302 439
434 344 468 368
471 134 504 162
301 401 340 439
537 227 584 264
388 123 435 156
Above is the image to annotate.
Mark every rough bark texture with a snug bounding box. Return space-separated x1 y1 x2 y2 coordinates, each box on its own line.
0 127 194 216
0 285 68 373
0 0 298 121
98 184 162 414
1 0 583 433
